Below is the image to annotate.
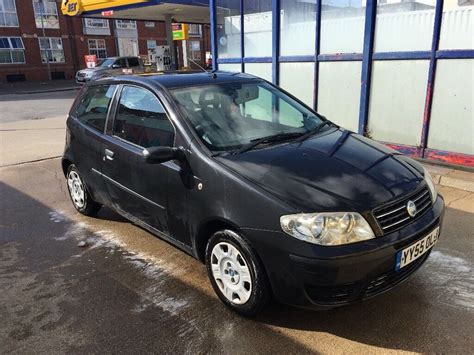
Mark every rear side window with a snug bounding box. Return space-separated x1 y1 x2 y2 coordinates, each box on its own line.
73 85 116 132
127 57 140 67
113 86 174 148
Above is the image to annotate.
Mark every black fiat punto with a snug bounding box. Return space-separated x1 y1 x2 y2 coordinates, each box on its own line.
62 72 445 316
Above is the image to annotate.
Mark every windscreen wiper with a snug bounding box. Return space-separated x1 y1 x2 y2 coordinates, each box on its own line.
292 120 336 143
236 131 304 154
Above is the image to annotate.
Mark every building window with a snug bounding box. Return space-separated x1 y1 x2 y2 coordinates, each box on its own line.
0 37 25 64
88 39 107 59
147 39 157 49
0 0 19 27
144 21 155 28
33 0 59 29
188 40 201 60
188 24 202 36
39 37 65 63
115 20 137 30
84 18 109 28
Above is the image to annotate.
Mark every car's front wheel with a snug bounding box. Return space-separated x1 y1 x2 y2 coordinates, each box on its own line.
205 230 271 317
66 164 101 216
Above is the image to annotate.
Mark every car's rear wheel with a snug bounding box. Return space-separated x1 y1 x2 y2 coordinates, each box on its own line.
66 164 101 216
205 230 271 317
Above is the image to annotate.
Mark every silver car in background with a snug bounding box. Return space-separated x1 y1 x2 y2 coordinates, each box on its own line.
76 56 145 84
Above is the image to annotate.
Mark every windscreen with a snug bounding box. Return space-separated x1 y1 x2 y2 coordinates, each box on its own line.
98 58 114 67
170 81 324 152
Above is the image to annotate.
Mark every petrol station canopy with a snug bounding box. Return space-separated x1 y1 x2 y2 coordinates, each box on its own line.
61 0 210 23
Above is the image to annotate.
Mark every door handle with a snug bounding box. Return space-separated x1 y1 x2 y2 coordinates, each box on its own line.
105 149 114 161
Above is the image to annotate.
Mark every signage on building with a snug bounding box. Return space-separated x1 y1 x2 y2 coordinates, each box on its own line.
101 10 114 17
61 0 81 16
84 54 97 68
172 23 189 41
61 0 149 17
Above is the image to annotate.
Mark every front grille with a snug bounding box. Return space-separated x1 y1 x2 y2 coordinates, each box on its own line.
374 185 432 234
364 252 430 298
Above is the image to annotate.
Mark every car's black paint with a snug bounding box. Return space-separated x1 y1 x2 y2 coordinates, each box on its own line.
62 72 445 309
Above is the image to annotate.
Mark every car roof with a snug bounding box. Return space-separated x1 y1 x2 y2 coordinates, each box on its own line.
100 71 263 90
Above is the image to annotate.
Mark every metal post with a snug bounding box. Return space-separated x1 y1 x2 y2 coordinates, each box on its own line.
313 0 322 111
420 0 444 158
164 14 177 70
271 0 280 122
38 0 52 81
240 0 245 72
357 0 377 135
209 0 218 70
66 15 78 74
271 0 280 85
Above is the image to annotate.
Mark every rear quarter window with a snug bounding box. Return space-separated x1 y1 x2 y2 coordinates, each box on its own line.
72 85 116 132
127 57 140 67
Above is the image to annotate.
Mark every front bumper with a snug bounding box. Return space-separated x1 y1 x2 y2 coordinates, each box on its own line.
75 74 91 84
242 195 445 309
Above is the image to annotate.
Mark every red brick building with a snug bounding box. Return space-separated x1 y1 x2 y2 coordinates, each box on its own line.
0 0 210 83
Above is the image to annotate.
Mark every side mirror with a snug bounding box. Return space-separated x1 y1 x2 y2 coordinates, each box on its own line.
143 146 184 164
112 64 120 69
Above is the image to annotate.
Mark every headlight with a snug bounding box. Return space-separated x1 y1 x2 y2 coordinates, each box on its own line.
423 167 438 203
280 212 375 246
84 71 93 78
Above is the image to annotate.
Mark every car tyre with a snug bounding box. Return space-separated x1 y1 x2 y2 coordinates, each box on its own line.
205 229 271 317
66 164 101 216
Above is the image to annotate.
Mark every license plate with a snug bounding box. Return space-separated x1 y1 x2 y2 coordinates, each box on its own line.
395 226 440 271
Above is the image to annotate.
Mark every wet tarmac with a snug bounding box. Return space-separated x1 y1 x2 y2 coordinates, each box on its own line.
1 158 473 354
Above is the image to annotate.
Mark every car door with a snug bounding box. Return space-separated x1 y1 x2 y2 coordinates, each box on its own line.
101 84 181 238
69 84 117 205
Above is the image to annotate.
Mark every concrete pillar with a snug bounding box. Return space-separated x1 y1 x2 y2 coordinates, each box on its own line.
164 14 177 70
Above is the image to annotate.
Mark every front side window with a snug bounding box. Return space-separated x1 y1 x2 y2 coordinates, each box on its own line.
0 37 25 63
88 39 107 59
84 18 109 28
0 0 19 27
73 85 116 132
39 37 64 63
32 0 59 29
113 86 174 148
115 20 137 30
171 81 324 152
113 58 127 68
